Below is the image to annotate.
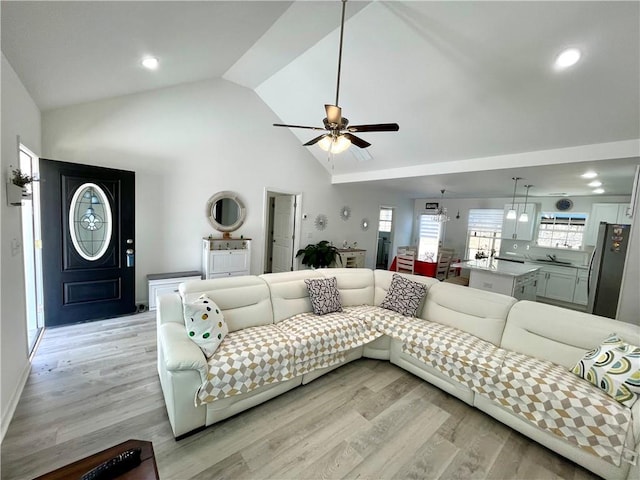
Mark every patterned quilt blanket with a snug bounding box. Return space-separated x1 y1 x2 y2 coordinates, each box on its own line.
195 324 296 406
195 305 632 466
358 306 506 391
359 306 632 466
196 306 383 405
479 351 632 467
275 306 383 375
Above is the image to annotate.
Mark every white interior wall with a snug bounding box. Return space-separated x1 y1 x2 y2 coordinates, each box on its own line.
42 78 413 305
1 54 42 440
617 167 640 325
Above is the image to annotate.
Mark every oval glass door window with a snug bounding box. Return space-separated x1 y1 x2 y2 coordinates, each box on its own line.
69 183 113 261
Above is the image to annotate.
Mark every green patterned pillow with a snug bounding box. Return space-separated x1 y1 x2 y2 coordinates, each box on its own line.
571 334 640 407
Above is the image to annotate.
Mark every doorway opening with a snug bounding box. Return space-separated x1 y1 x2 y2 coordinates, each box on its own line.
376 207 394 269
18 144 44 355
263 190 302 274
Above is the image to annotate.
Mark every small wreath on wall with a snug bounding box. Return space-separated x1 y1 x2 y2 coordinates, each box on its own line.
361 218 370 231
340 206 351 221
315 214 328 231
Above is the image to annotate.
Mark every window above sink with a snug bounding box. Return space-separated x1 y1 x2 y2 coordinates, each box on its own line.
537 212 587 249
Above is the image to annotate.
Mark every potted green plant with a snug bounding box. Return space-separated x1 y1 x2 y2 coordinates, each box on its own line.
11 167 35 188
296 240 341 268
6 167 35 206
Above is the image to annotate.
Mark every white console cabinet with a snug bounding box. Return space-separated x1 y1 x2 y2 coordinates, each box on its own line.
202 238 251 279
147 271 202 310
332 249 366 268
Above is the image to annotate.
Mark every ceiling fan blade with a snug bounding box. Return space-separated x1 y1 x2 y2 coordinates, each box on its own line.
273 123 326 131
343 133 371 149
347 123 400 132
303 134 329 146
325 104 342 125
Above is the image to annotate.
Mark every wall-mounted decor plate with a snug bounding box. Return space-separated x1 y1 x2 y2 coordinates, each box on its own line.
555 198 573 211
315 214 328 230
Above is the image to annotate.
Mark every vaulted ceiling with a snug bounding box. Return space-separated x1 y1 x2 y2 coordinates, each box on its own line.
2 1 639 198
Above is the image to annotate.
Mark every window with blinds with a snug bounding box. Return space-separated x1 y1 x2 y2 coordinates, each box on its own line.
537 212 587 249
379 208 393 233
466 209 503 259
417 214 441 261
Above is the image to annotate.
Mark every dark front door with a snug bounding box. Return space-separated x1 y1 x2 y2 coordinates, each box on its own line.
40 159 136 326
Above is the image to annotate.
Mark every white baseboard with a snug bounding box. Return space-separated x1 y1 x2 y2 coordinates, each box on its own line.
1 361 31 442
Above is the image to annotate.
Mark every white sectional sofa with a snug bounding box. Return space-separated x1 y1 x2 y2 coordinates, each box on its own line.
156 268 640 480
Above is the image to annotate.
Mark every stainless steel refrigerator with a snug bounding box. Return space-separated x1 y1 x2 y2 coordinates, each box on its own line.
587 222 631 318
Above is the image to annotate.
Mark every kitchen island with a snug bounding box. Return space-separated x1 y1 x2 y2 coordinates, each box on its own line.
452 258 540 300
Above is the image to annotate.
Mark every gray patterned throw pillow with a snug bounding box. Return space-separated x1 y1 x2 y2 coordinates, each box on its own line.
380 273 427 317
304 277 343 315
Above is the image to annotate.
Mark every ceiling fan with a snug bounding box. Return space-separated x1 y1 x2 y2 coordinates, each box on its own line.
273 0 399 154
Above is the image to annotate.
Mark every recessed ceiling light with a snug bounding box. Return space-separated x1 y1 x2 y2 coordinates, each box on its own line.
581 171 598 179
588 180 602 187
555 48 581 69
141 57 159 70
593 188 605 194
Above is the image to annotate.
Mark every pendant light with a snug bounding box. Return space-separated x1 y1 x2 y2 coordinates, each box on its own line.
429 189 450 223
506 177 521 220
519 185 532 222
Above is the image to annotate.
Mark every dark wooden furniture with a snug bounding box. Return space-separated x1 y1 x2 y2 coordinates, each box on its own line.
34 439 159 480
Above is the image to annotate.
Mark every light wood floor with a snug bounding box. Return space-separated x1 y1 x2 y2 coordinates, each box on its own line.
1 312 598 480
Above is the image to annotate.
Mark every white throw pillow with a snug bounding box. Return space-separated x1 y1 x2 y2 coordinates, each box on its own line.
183 294 228 357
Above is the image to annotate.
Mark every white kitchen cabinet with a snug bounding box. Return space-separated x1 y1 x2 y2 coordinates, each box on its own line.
535 264 577 303
584 203 632 246
573 269 589 306
512 271 538 301
202 238 251 279
460 259 539 299
502 203 538 241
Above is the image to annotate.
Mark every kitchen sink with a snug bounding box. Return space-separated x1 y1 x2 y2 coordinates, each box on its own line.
535 258 573 265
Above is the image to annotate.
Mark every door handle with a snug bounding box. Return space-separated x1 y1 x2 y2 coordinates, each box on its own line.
126 248 135 267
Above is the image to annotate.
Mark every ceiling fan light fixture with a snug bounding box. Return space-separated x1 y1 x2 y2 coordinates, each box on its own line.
318 134 351 154
272 0 398 152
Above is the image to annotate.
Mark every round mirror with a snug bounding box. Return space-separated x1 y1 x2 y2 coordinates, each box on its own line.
206 191 246 233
